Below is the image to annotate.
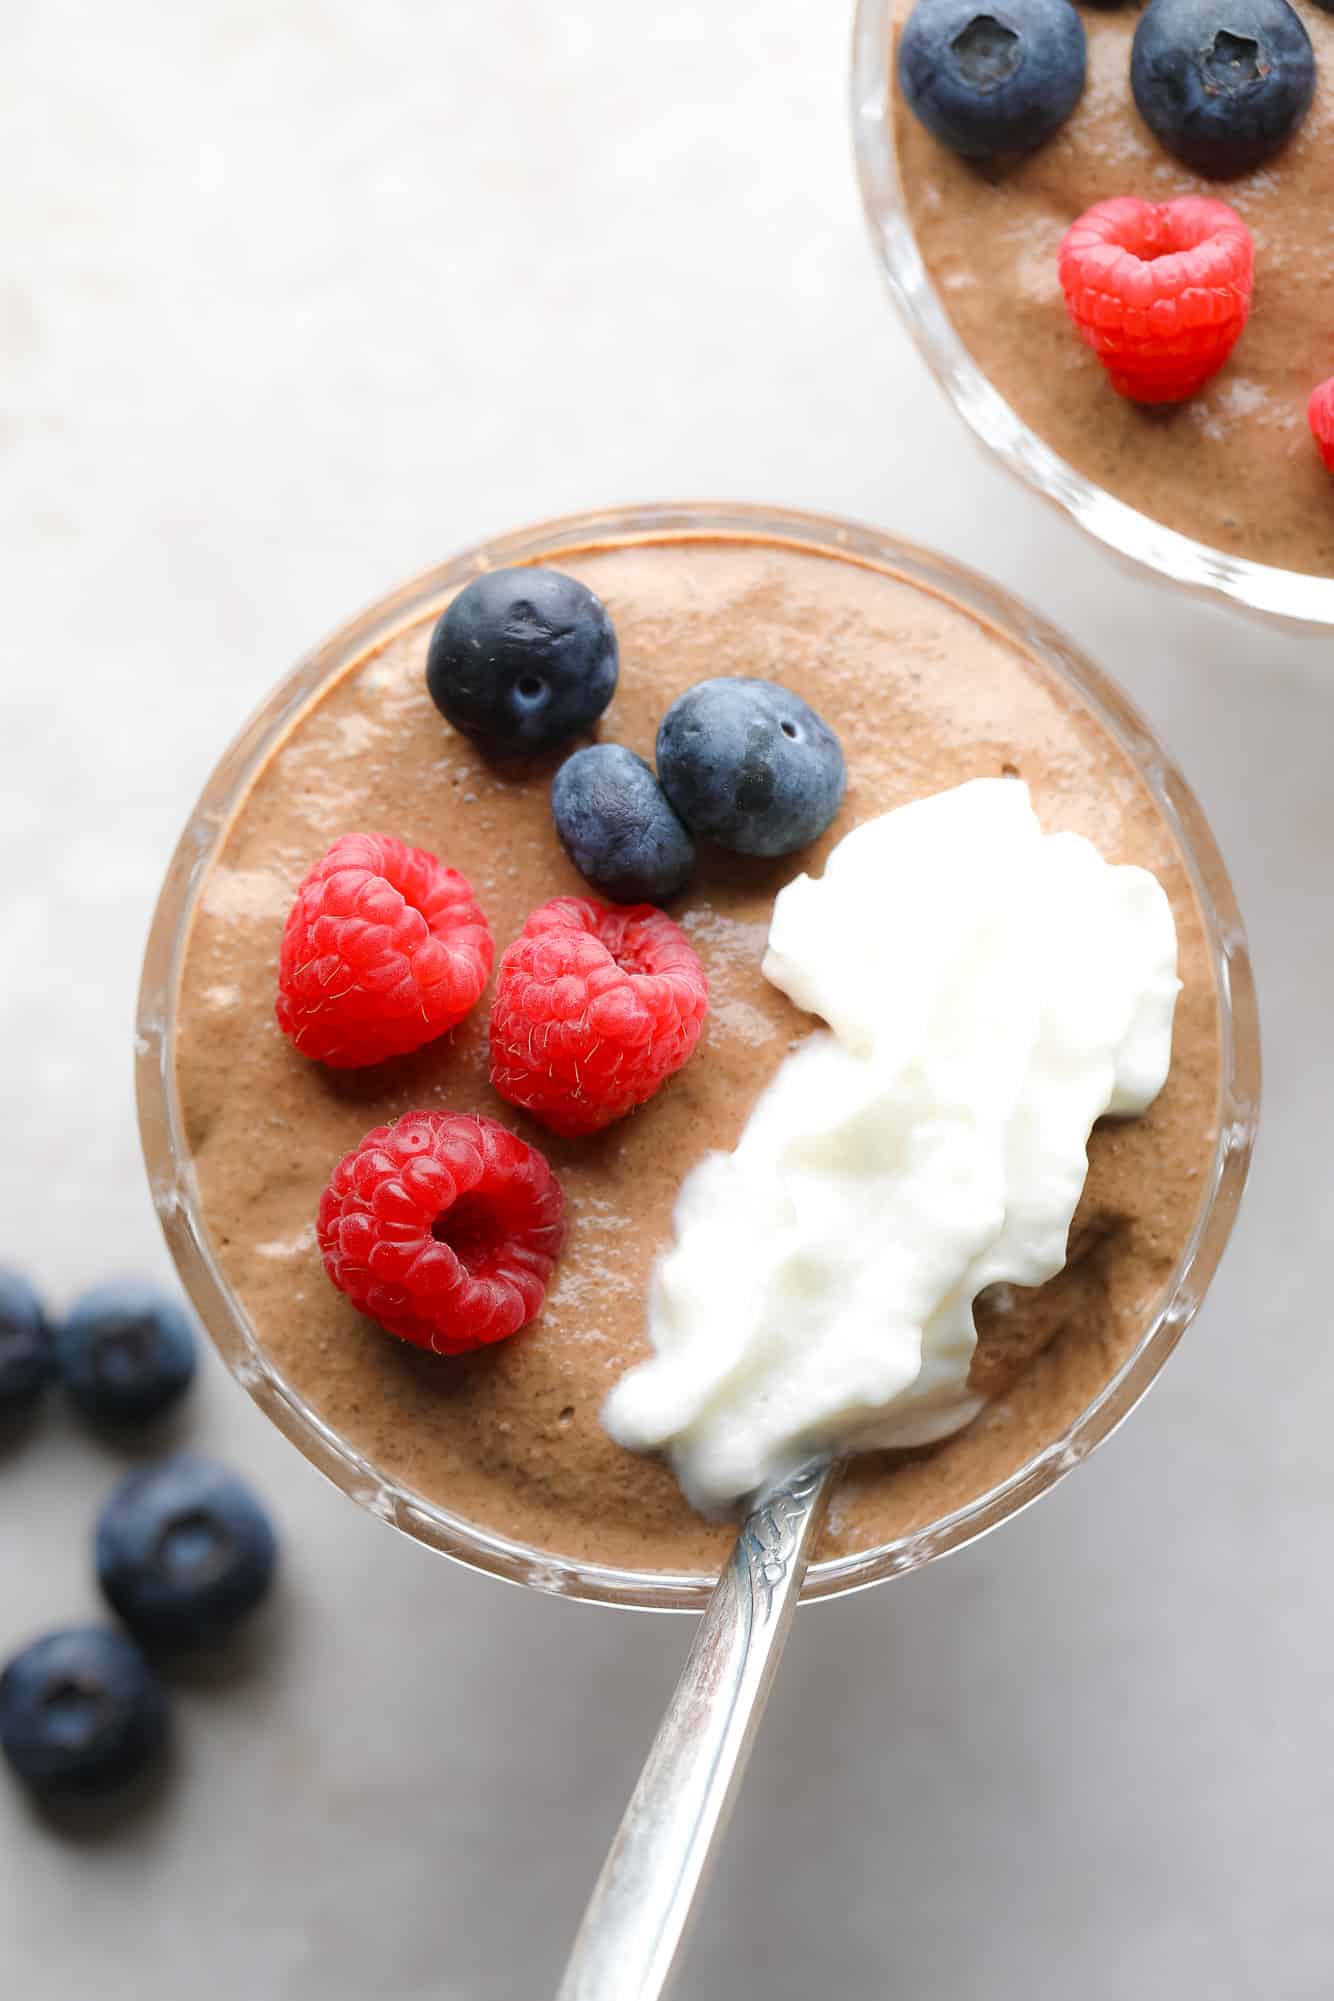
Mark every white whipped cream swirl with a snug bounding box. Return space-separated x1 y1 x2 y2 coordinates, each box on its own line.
602 778 1180 1514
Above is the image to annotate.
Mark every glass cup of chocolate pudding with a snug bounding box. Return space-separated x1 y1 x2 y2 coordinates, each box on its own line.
852 0 1334 621
136 501 1259 1610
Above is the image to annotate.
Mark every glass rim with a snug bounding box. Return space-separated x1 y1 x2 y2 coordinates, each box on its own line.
849 0 1334 627
135 498 1260 1613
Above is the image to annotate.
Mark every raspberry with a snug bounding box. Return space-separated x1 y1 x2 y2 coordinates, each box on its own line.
1308 378 1334 473
489 898 709 1137
317 1112 564 1353
276 833 492 1068
1057 196 1254 406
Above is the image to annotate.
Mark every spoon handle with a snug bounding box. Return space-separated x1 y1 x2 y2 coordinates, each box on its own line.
555 1457 835 2001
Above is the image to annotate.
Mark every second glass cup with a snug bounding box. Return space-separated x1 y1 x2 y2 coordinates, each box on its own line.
852 0 1334 622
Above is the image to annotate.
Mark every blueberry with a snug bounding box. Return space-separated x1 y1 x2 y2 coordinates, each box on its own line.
898 0 1086 159
1131 0 1314 176
656 678 846 859
96 1454 277 1648
426 567 618 756
0 1627 168 1795
0 1270 52 1417
551 744 695 904
55 1281 196 1424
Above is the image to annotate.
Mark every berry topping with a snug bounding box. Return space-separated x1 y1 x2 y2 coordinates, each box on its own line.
317 1112 564 1351
489 898 709 1136
1057 197 1254 404
0 1270 52 1418
898 0 1086 159
277 833 493 1069
96 1456 278 1649
1308 379 1334 471
655 678 846 858
0 1627 168 1796
1131 0 1314 178
551 744 695 904
426 567 618 756
55 1281 196 1425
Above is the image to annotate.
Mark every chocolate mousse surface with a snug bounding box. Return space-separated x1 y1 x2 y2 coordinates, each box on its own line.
892 1 1334 578
174 532 1221 1577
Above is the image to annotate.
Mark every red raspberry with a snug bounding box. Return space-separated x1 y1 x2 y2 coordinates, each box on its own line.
1057 197 1254 406
316 1111 564 1353
489 897 709 1137
276 833 492 1068
1309 378 1334 472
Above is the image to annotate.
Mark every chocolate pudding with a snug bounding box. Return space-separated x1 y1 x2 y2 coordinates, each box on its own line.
891 1 1334 577
173 531 1221 1576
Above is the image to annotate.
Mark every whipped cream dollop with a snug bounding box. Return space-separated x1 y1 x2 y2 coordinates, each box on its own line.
602 778 1180 1514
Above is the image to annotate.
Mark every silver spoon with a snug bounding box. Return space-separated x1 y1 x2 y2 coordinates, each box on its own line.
556 1456 836 2001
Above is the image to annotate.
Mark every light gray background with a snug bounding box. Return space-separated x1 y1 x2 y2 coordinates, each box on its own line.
2 1 1327 1996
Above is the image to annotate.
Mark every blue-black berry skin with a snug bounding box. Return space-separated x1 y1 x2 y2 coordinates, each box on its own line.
656 678 846 859
0 1627 168 1796
0 1270 52 1417
551 744 695 903
55 1282 196 1424
898 0 1086 159
96 1455 277 1649
1131 0 1314 176
426 567 618 756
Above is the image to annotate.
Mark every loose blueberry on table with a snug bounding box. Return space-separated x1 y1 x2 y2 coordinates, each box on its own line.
55 1281 197 1424
0 1270 53 1419
96 1455 277 1648
0 1627 169 1796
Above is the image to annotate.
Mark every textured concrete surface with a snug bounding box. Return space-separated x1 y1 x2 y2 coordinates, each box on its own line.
2 2 1329 1996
